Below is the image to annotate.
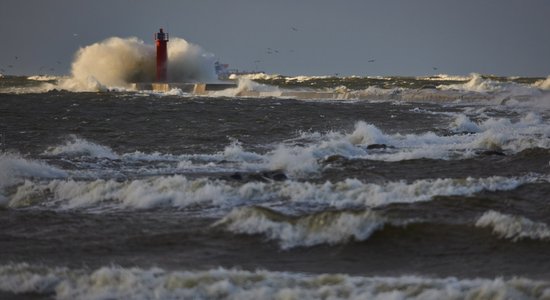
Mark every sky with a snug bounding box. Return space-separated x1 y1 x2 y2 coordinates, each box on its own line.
1 0 549 77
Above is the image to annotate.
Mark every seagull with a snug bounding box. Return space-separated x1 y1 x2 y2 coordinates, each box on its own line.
291 27 298 31
433 67 438 71
14 56 18 60
73 33 79 37
368 59 375 63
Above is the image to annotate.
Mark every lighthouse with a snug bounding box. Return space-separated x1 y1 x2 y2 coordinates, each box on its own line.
131 28 236 92
155 28 169 82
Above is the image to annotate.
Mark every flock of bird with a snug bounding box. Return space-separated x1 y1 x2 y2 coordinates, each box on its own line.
250 26 384 73
0 55 61 75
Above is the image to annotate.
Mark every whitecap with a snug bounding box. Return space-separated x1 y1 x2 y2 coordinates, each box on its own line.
476 210 550 242
1 263 549 299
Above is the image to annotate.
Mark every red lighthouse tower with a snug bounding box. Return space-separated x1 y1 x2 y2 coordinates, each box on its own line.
155 28 169 82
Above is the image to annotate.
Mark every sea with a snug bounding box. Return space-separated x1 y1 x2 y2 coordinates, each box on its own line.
1 72 550 299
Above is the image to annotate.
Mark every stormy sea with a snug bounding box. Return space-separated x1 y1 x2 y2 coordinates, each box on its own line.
2 37 550 299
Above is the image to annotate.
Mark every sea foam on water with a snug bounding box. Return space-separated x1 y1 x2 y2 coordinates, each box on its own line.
1 263 550 299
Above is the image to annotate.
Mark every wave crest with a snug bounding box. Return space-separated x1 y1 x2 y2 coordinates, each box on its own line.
44 135 119 159
1 263 550 299
476 210 550 242
214 207 386 249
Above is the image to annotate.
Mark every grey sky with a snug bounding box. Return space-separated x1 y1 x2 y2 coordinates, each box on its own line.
1 0 549 76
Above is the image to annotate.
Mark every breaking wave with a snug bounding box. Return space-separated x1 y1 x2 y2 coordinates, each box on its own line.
534 76 550 90
44 135 118 159
0 154 67 188
27 111 550 181
0 153 67 207
4 174 538 211
438 73 539 95
1 263 550 299
27 75 60 81
476 210 550 242
214 207 388 249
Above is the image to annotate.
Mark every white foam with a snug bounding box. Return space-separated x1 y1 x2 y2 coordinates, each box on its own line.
7 176 259 210
476 210 550 242
283 175 536 209
230 73 282 81
215 207 387 249
422 74 472 81
0 153 67 207
436 73 545 105
35 115 550 180
449 114 481 133
275 117 550 165
534 76 550 90
439 73 502 93
209 78 283 98
27 75 60 81
44 135 119 159
0 153 67 188
6 173 538 212
1 263 550 299
502 92 550 110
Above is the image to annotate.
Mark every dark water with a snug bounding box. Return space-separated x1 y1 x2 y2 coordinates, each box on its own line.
1 76 550 298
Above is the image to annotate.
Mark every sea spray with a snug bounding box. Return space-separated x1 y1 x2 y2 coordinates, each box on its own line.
61 37 217 91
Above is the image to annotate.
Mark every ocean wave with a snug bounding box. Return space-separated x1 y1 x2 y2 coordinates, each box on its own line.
7 176 247 210
44 135 119 159
214 207 388 249
1 263 549 299
264 115 550 172
38 114 550 179
0 153 67 187
476 210 550 242
5 173 539 212
438 73 539 95
0 153 67 207
533 76 550 90
422 74 472 81
27 75 61 81
207 78 284 98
